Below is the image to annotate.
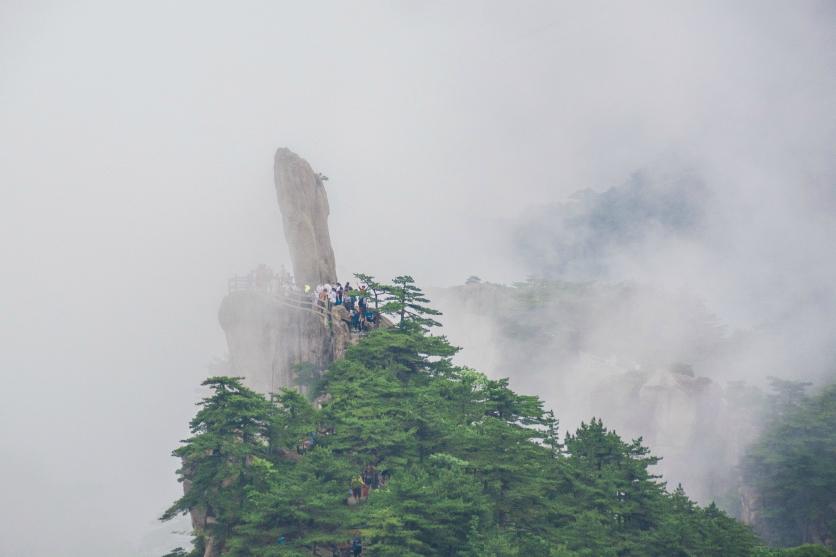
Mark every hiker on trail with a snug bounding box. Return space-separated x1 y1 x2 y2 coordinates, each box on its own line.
344 283 355 308
350 308 361 331
358 285 367 311
350 475 364 500
367 465 381 489
364 309 376 330
351 532 362 557
336 284 343 305
303 431 316 453
362 465 377 489
329 287 338 306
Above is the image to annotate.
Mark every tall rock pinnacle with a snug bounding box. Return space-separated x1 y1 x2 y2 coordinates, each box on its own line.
200 149 355 557
273 148 337 287
218 149 352 394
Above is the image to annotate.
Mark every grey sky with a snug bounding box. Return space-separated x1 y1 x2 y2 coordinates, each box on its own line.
1 1 834 555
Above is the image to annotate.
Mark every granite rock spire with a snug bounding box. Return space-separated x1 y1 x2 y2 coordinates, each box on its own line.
273 148 337 288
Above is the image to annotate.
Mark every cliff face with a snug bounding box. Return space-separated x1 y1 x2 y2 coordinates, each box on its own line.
217 148 348 394
273 148 337 288
184 150 351 557
218 291 338 393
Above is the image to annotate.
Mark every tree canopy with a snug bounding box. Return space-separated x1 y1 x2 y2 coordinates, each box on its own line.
742 383 836 548
378 275 442 331
162 277 832 556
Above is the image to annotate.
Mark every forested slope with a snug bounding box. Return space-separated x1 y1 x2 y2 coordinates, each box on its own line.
742 383 836 547
162 278 834 557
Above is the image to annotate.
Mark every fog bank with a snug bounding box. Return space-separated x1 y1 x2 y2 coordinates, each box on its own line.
2 1 834 554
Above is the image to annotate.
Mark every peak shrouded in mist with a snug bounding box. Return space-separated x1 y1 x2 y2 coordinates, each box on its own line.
514 165 710 281
433 156 836 507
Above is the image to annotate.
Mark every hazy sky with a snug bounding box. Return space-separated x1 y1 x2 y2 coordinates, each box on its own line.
1 1 834 555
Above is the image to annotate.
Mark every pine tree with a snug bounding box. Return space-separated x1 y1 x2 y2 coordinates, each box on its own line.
379 275 442 330
162 279 778 557
160 377 274 553
353 273 385 311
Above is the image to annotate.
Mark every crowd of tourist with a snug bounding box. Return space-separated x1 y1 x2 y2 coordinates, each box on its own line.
349 463 387 502
308 281 379 332
232 265 381 333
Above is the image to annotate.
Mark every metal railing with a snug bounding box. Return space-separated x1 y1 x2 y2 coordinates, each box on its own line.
227 272 340 320
227 269 383 332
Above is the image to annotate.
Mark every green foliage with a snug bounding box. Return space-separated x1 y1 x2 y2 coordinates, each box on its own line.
164 279 767 556
367 459 490 556
378 275 442 330
353 273 386 310
161 377 275 550
291 362 324 398
755 545 836 557
742 383 836 548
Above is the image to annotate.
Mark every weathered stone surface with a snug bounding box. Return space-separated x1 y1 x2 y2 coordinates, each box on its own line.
273 148 337 288
217 149 346 395
192 150 377 556
218 290 335 393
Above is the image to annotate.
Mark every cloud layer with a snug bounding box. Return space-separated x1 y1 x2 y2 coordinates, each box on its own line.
1 1 834 554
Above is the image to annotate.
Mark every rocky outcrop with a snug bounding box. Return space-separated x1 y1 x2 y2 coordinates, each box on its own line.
218 149 349 394
273 148 337 288
218 290 339 393
738 484 761 528
186 150 353 557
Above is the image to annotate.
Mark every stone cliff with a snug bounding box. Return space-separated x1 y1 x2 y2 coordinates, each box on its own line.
273 148 337 288
218 290 337 393
185 149 355 557
217 148 350 393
